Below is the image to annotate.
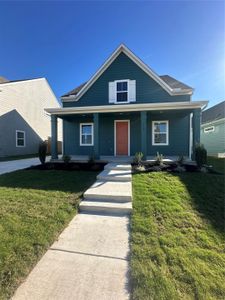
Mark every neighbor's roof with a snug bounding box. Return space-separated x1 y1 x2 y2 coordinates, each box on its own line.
0 77 43 85
0 76 9 83
62 75 192 98
202 101 225 124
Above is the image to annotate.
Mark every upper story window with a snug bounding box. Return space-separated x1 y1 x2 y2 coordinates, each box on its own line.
152 121 169 145
116 80 128 103
16 130 25 147
80 123 94 146
109 79 136 104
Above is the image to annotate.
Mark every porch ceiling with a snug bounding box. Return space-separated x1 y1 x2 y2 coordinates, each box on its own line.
45 100 208 116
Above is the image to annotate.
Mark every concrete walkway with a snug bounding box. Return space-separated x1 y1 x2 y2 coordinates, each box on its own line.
0 157 49 175
13 163 132 300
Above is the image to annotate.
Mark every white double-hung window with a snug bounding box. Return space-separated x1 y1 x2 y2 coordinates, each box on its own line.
16 130 25 147
152 121 169 145
80 123 94 146
108 79 136 103
116 80 129 103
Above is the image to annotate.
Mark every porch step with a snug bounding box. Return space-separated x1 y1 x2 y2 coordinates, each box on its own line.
104 163 131 171
84 180 132 202
97 169 131 182
79 200 132 215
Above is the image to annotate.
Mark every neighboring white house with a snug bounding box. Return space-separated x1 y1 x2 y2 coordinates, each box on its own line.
0 77 62 157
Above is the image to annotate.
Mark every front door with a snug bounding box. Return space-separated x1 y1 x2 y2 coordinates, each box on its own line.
115 121 129 156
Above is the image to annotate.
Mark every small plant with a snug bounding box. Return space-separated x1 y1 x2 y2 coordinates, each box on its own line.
177 155 185 166
133 152 144 166
62 155 71 164
195 144 207 168
88 154 95 164
38 141 47 164
155 152 164 166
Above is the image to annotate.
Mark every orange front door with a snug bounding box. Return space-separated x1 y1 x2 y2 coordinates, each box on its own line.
116 121 129 155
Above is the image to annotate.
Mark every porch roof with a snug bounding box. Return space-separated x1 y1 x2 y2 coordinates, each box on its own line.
45 101 208 116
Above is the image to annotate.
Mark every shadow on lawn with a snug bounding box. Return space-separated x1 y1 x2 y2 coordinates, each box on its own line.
173 172 225 234
0 169 98 194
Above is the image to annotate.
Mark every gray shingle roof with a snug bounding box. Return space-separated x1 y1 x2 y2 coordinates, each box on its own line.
0 76 9 83
62 82 87 97
159 75 193 90
202 101 225 124
62 75 192 98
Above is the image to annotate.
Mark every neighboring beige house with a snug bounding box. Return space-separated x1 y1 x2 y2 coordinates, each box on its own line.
0 77 62 157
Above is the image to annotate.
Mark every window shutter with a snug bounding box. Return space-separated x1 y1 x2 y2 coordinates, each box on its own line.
129 80 136 102
108 81 115 103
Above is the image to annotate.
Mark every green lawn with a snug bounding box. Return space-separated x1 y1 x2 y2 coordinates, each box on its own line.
0 170 97 300
131 158 225 299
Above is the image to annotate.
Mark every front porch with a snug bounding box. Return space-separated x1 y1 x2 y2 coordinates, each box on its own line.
46 101 206 162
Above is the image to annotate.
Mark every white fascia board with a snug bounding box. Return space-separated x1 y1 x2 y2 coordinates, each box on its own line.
61 44 193 102
45 100 208 115
201 117 225 127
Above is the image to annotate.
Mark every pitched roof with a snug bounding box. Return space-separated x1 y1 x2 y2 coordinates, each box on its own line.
0 76 9 83
62 82 87 97
0 77 43 85
159 75 193 91
202 101 225 124
61 44 193 100
62 75 192 98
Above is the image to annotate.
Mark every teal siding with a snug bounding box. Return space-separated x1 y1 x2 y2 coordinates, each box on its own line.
63 111 190 157
147 111 190 156
201 121 225 156
63 52 190 108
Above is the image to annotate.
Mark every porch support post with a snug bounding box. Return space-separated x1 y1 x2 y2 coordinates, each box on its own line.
192 108 201 160
51 114 58 160
141 111 147 160
94 113 99 159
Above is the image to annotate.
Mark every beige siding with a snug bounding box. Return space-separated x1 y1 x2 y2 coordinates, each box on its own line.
0 78 62 141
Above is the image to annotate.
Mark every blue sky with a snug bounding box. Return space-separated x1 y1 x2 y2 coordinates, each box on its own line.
0 1 224 107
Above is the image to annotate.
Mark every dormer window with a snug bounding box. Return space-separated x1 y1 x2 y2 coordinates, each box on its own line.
116 80 128 103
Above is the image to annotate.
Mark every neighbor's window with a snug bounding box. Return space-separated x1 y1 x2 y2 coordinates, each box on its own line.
204 126 214 133
16 130 25 147
80 123 94 146
116 80 128 103
152 121 169 145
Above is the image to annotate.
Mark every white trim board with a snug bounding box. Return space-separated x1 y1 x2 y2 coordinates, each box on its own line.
61 44 193 102
114 120 130 156
46 101 208 116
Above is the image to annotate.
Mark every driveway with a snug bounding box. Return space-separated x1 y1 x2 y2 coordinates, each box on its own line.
0 157 49 175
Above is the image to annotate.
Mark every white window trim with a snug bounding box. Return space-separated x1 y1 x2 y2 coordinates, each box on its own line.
204 126 215 133
114 120 130 156
80 123 94 146
152 120 169 146
114 79 130 104
16 130 26 147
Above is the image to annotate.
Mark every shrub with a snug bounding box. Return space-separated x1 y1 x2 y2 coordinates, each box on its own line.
38 141 47 164
177 155 185 166
195 144 207 168
133 152 144 166
62 155 71 164
155 152 164 166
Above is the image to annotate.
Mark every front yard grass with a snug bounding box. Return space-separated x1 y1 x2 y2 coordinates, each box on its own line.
131 158 225 299
0 170 97 300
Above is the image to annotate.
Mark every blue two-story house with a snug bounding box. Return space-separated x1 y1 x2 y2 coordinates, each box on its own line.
46 44 208 161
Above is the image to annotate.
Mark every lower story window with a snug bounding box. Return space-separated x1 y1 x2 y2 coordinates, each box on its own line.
16 130 25 147
152 121 169 145
80 123 94 146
